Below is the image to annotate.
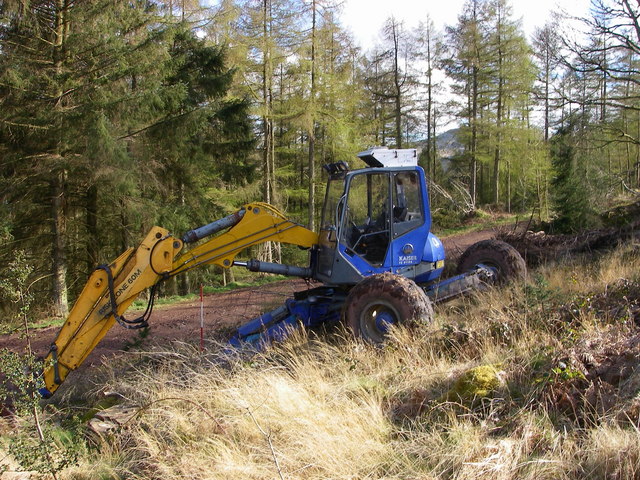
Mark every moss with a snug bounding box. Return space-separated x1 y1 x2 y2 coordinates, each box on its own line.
442 364 504 404
80 395 120 423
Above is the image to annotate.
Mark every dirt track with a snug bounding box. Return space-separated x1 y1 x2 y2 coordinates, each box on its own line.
0 227 499 381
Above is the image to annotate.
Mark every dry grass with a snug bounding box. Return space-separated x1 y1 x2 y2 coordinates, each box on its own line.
578 424 640 478
56 242 640 479
541 242 640 295
84 337 397 479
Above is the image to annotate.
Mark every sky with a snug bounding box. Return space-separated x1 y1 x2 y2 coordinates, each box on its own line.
337 0 594 132
340 0 592 48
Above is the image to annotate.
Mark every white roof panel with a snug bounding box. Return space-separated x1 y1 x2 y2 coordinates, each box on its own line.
357 147 418 168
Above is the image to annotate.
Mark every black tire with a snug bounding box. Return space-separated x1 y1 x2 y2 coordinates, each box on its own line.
456 239 527 284
344 272 433 344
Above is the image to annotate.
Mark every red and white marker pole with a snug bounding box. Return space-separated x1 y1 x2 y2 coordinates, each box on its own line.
199 284 204 353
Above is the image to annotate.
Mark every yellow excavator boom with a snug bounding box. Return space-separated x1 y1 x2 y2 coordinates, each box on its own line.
40 203 318 397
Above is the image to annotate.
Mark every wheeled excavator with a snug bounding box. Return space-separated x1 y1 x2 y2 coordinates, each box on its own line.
40 147 526 398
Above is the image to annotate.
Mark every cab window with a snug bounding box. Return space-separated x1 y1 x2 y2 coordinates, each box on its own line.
392 171 423 237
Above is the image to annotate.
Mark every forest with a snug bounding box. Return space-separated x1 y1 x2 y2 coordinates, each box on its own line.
1 0 639 319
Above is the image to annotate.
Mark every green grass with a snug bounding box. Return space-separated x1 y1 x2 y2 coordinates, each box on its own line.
0 315 65 335
433 209 522 237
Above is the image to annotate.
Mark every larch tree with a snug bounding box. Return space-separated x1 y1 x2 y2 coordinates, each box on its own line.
533 21 563 142
306 0 318 229
377 17 418 148
301 0 359 228
565 0 640 188
444 0 492 207
236 0 303 261
485 0 536 206
362 17 421 149
313 12 365 160
414 17 445 182
363 47 393 146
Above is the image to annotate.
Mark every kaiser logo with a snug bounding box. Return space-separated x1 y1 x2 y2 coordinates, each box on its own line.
398 255 417 265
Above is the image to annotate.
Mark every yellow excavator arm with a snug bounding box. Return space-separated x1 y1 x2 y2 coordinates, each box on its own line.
40 203 318 397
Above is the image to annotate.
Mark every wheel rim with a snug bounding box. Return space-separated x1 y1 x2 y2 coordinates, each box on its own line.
359 300 400 344
475 261 500 282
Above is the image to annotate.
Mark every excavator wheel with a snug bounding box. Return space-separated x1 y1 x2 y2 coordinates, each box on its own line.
344 272 433 344
456 239 526 284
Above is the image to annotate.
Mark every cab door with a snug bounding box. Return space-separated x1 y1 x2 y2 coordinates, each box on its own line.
388 169 430 268
340 171 392 267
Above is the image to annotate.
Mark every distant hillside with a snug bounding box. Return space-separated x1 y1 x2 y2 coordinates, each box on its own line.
416 128 464 171
435 128 463 160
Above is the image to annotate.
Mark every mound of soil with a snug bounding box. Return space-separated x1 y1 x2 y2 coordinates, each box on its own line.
499 199 640 265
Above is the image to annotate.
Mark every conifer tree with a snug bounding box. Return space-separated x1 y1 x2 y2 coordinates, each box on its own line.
485 0 536 206
364 17 419 148
533 22 562 142
444 0 538 209
550 115 596 232
0 1 167 314
1 2 253 310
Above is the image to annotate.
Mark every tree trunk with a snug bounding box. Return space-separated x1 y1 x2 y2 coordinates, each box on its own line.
307 0 317 230
51 170 69 317
493 10 504 206
50 0 70 317
507 160 511 213
392 24 402 148
637 110 640 187
425 30 435 184
178 180 190 295
470 65 478 208
259 0 275 263
544 53 550 142
394 36 402 148
86 183 99 273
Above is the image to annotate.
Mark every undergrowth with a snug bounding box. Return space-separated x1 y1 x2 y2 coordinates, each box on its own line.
4 242 640 479
432 208 519 237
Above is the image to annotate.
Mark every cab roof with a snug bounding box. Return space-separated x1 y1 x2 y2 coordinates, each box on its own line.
357 147 418 168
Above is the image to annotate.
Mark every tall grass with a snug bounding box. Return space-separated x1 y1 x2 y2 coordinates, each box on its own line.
60 242 640 479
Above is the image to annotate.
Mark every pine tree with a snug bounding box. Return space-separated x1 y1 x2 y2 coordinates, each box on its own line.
550 115 596 232
0 2 253 310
